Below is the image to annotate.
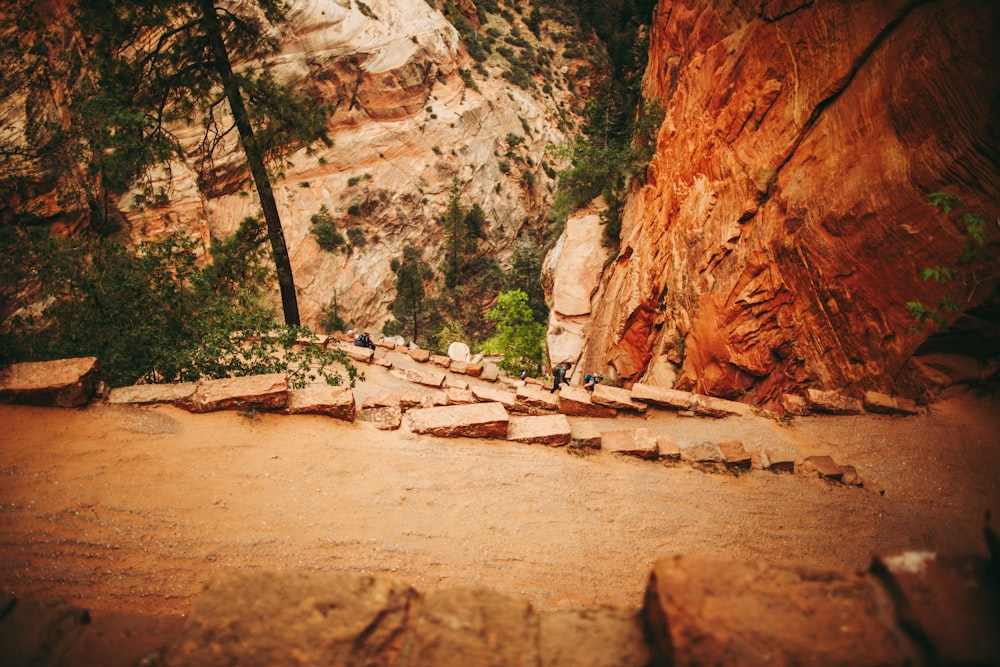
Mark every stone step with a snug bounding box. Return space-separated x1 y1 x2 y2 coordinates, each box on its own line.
286 384 355 422
507 414 572 446
558 386 617 418
178 374 288 414
0 357 102 408
406 402 509 439
591 384 647 413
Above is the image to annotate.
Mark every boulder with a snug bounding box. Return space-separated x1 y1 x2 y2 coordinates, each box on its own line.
558 386 617 418
107 382 197 405
506 414 572 446
178 374 288 413
718 439 752 470
538 607 653 667
872 551 1000 666
600 429 660 460
802 455 846 481
630 383 694 411
760 446 798 473
286 384 355 422
450 360 469 374
406 402 509 439
430 354 452 369
0 357 102 408
396 587 533 667
409 348 431 363
644 555 909 667
466 363 483 378
447 342 471 363
480 362 499 382
162 571 418 666
591 384 647 413
806 389 864 415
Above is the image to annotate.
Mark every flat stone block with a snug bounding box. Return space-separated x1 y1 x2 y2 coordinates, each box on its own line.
592 384 647 413
107 382 197 405
718 439 751 470
472 385 518 409
630 383 694 410
657 433 682 460
286 384 355 422
516 385 559 412
480 362 499 382
406 402 509 439
0 357 102 407
358 405 402 430
692 394 753 418
570 421 602 449
760 446 797 473
430 354 452 368
178 374 288 413
780 393 811 416
680 441 725 464
507 414 572 446
806 388 864 415
450 360 468 374
863 391 896 414
338 343 375 363
445 387 475 405
803 455 845 481
409 348 431 363
559 386 617 418
600 428 659 460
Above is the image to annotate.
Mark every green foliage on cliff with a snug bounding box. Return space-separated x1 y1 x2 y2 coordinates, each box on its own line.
906 193 995 332
0 219 358 389
481 290 547 375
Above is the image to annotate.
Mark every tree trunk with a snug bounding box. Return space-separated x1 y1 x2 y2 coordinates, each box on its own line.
197 0 300 325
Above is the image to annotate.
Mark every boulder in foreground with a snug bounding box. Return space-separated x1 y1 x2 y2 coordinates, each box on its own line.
0 357 101 408
644 555 909 667
406 402 509 439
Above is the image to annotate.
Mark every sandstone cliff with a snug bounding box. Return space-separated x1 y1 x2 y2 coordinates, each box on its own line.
126 0 577 331
578 0 1000 406
2 0 584 331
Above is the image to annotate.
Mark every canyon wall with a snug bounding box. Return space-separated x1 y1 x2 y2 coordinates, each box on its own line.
130 0 576 331
579 0 1000 406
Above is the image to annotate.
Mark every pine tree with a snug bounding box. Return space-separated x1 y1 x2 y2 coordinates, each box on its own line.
68 0 332 325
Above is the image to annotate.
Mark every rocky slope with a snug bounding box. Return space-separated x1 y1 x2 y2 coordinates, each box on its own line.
576 0 1000 407
128 0 584 331
2 0 587 331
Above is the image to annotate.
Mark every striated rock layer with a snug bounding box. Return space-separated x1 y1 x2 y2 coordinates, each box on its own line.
581 0 1000 407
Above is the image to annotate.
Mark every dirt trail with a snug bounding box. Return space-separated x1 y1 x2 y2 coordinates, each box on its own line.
0 370 998 617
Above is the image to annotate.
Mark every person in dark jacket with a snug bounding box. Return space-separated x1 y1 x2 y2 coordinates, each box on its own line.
550 362 570 393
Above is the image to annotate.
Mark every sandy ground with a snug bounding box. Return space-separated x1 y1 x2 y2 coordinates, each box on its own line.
1 359 998 617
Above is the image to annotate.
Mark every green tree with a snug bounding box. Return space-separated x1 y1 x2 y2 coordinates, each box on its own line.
0 217 358 388
387 245 434 344
506 234 548 324
481 289 547 375
69 0 332 325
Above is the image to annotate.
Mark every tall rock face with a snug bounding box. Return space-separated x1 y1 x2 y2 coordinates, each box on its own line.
126 0 573 331
4 0 579 332
581 0 1000 406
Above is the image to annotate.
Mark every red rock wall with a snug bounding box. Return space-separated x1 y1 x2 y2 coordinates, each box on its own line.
583 0 1000 406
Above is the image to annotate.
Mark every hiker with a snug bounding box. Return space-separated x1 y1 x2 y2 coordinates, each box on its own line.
584 373 602 391
550 362 571 393
354 332 375 350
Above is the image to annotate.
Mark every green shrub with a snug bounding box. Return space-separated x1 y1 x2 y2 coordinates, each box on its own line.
311 205 345 251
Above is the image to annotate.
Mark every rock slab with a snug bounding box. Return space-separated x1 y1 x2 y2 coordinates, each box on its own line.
644 555 909 667
0 357 101 408
507 414 572 446
600 429 660 460
178 374 288 413
286 384 356 422
406 402 509 439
